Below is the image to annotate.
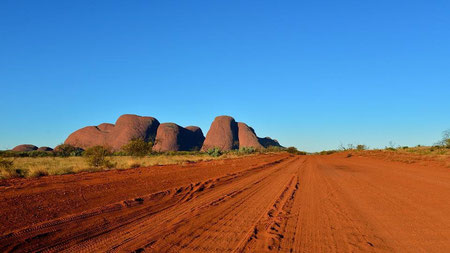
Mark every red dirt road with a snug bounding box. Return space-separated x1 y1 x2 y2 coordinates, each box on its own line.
0 153 449 252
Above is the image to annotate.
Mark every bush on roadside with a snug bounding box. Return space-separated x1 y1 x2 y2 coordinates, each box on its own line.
28 150 54 157
0 150 30 158
356 145 367 151
207 147 222 157
263 146 285 153
286 147 299 154
83 146 115 168
54 144 84 157
121 139 153 156
442 130 450 148
239 147 256 155
319 150 338 155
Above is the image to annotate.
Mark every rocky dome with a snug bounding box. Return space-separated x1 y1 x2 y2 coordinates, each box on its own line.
201 116 239 151
202 116 283 151
12 144 38 152
37 146 53 152
185 126 205 151
65 114 160 151
63 114 281 152
258 137 282 148
237 122 263 149
153 123 205 152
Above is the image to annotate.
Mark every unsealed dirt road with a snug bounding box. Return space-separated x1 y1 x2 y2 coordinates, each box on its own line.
0 153 449 252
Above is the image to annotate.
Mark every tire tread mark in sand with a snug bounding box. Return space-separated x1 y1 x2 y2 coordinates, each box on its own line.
114 158 301 252
17 157 295 253
230 159 305 253
239 175 299 252
0 157 290 253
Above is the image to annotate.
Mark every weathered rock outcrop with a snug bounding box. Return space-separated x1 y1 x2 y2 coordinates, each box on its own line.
258 137 282 148
65 114 160 151
64 114 280 152
12 144 38 152
185 126 205 151
111 114 159 149
201 116 239 151
237 122 263 149
202 116 283 150
37 146 53 152
153 123 205 152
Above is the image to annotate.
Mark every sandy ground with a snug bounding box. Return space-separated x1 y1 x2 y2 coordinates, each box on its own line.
0 153 449 252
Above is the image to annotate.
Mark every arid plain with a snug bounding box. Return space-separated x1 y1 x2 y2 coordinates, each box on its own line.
1 150 449 252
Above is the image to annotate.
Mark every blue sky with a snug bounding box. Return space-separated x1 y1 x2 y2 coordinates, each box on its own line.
1 1 449 152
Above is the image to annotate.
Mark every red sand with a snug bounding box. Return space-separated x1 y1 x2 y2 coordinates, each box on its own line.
1 153 449 252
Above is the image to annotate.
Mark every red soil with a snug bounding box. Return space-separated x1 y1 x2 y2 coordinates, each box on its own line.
0 153 449 252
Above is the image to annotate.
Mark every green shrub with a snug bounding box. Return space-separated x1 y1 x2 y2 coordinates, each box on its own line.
239 147 256 154
83 146 114 168
319 150 338 155
121 139 153 156
286 147 298 154
207 147 222 157
54 144 83 157
263 146 285 152
356 145 367 150
28 151 54 157
0 151 29 158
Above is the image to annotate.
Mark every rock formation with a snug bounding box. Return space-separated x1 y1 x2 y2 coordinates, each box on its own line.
37 146 53 152
12 144 38 152
65 114 160 151
237 122 263 149
202 116 283 151
201 116 239 151
153 123 205 152
258 137 282 148
185 126 205 151
63 114 281 152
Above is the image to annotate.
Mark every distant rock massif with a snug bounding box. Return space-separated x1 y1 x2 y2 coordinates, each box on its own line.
11 114 282 152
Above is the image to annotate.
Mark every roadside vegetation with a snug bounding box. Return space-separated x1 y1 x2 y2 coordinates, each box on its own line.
313 129 450 167
0 140 302 180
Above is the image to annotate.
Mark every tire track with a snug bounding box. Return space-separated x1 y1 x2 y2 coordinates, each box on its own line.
0 156 296 252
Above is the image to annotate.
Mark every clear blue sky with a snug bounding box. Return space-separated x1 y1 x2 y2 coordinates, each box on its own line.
1 1 449 152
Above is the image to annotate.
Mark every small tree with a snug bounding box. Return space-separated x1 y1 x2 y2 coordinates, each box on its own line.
356 144 367 150
286 146 299 154
54 144 83 157
83 146 113 168
442 130 450 148
121 139 153 156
